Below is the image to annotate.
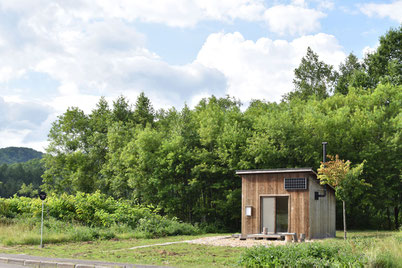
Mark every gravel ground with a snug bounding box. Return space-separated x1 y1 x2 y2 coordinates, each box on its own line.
187 236 290 247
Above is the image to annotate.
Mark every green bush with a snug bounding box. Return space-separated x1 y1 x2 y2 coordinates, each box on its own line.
238 243 367 267
0 192 158 228
135 216 201 238
0 192 202 243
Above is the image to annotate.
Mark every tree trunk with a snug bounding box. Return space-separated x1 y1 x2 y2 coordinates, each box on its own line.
343 200 347 240
395 206 400 230
387 207 392 230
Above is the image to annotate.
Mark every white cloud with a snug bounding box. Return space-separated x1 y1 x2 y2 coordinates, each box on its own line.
0 0 332 150
360 1 402 23
0 97 51 129
0 0 229 143
0 97 53 151
0 129 49 152
89 0 266 27
0 0 265 29
196 32 345 103
264 4 326 35
311 0 334 10
362 45 377 57
0 1 326 34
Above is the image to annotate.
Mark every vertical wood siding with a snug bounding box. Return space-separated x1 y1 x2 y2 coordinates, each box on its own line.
241 172 312 238
309 178 336 239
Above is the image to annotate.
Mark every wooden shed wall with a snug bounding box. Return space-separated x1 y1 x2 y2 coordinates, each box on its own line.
241 172 314 238
309 179 336 238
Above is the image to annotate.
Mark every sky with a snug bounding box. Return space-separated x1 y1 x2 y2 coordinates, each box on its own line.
0 0 401 152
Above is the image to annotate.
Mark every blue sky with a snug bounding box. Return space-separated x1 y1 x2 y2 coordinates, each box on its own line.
0 0 400 152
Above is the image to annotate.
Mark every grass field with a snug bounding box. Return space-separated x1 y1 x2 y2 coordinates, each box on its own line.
0 235 243 267
0 223 400 267
0 217 202 246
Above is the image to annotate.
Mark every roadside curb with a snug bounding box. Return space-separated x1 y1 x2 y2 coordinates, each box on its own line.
0 256 127 268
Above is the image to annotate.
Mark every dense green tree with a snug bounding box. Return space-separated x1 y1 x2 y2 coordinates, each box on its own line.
0 159 44 197
88 97 112 191
18 183 38 197
112 95 134 124
133 92 155 127
42 107 92 193
283 47 336 101
40 84 401 230
335 53 369 94
365 26 402 87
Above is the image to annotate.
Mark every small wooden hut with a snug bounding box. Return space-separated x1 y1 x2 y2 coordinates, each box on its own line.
236 168 336 239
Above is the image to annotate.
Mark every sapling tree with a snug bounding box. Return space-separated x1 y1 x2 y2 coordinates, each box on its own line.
317 155 369 240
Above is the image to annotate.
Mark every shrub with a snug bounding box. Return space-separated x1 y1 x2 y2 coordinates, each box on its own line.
238 242 367 267
135 216 201 238
0 192 157 228
0 192 202 242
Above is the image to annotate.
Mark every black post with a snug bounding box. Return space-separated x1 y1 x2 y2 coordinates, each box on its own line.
322 142 328 163
315 142 328 200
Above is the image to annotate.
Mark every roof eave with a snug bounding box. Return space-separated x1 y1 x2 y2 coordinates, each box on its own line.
235 168 314 175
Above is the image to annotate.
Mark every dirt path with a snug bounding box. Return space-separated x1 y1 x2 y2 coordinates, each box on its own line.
114 236 290 252
187 235 289 247
128 240 194 249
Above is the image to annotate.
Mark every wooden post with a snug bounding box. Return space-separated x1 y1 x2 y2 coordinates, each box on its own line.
300 233 305 242
343 200 347 240
293 233 298 242
285 234 293 243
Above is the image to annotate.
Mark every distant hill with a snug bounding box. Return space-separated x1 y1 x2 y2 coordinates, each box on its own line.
0 147 43 164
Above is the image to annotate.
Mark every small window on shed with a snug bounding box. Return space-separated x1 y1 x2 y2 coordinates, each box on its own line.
284 178 307 190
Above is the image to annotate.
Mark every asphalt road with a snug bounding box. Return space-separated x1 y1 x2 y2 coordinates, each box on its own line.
0 253 172 268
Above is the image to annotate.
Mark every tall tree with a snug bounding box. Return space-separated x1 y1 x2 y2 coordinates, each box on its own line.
365 26 402 87
112 95 134 124
42 107 91 193
133 92 155 128
335 53 370 94
88 97 112 191
284 47 336 101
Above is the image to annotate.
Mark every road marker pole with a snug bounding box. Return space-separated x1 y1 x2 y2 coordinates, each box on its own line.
39 191 47 248
40 200 44 248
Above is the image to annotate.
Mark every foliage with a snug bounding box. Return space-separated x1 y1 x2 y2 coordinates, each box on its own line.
335 53 368 94
17 183 38 197
239 231 402 268
0 192 200 238
238 242 366 267
0 158 44 198
283 47 337 101
317 155 369 202
41 83 401 231
318 155 369 239
0 147 43 164
365 25 402 87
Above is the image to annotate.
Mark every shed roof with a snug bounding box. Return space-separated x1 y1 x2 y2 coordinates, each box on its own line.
236 167 316 175
236 168 335 191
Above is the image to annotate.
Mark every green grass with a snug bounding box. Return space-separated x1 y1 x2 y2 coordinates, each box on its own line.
0 218 132 246
0 217 203 246
1 235 241 267
336 230 402 267
0 226 400 267
239 231 402 268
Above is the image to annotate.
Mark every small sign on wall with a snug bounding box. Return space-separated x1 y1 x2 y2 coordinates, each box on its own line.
245 206 252 216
